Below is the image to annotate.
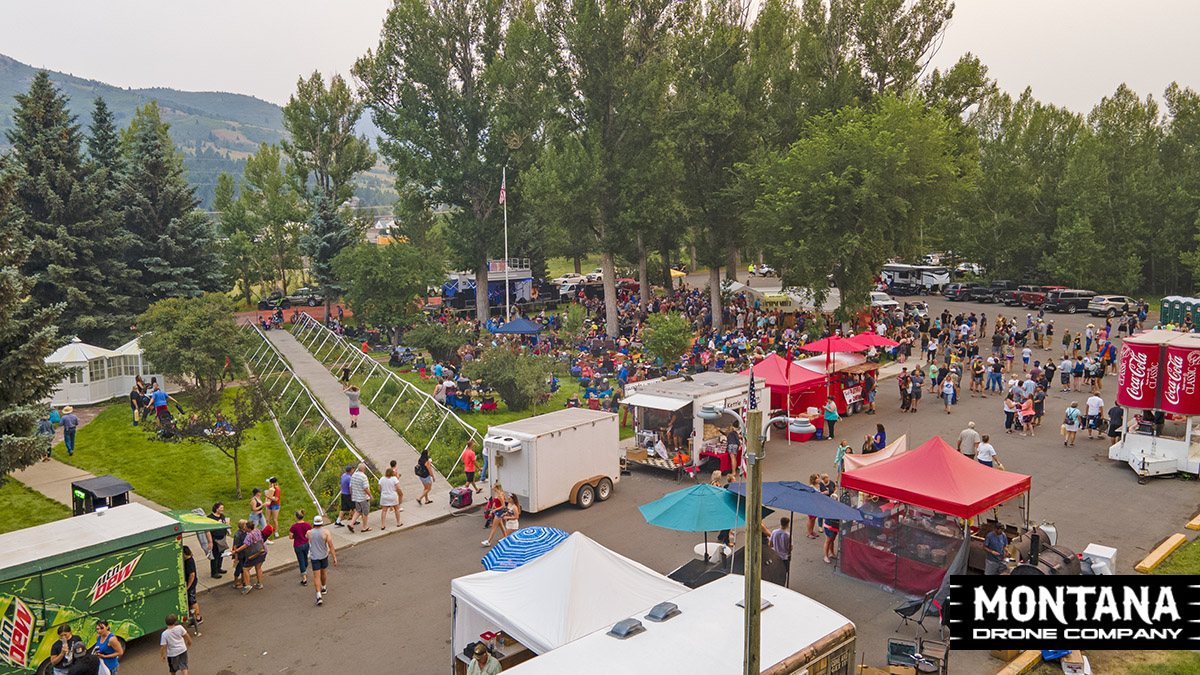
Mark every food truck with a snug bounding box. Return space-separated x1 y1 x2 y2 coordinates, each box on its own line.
1109 330 1200 480
483 409 620 511
0 503 226 674
500 574 856 675
621 372 768 476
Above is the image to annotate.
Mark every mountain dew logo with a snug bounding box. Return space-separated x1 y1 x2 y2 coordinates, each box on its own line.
90 553 144 605
0 597 34 667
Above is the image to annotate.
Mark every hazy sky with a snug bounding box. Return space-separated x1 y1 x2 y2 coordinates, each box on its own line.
0 0 1196 113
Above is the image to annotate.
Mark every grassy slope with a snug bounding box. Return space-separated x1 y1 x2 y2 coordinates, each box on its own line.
0 480 72 534
52 389 308 521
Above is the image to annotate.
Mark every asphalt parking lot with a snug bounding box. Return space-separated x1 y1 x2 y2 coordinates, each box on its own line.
120 290 1193 675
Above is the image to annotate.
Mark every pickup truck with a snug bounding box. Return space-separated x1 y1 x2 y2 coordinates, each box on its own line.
1022 285 1068 308
1002 285 1038 307
969 280 1018 303
943 282 983 301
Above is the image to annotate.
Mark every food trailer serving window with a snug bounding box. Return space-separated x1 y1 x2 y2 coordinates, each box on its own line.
620 394 690 412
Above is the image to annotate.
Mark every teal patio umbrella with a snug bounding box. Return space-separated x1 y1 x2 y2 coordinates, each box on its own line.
639 484 772 562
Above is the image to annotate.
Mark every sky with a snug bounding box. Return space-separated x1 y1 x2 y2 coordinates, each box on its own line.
0 0 1197 113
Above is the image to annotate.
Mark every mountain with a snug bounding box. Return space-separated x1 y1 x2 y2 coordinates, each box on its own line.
0 53 394 211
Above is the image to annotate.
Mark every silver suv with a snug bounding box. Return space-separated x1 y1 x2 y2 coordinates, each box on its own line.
1088 294 1135 317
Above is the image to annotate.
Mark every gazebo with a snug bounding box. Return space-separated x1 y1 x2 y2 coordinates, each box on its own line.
738 353 826 441
837 437 1031 595
47 337 163 407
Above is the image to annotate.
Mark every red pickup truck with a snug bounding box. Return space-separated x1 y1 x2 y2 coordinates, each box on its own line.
1021 285 1067 308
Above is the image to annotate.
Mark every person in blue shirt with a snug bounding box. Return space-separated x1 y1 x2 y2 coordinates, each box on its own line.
983 522 1009 575
870 424 886 452
92 619 123 674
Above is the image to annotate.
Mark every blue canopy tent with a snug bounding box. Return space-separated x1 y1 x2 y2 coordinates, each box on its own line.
492 317 543 335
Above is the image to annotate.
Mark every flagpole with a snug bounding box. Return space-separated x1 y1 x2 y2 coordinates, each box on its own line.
503 166 511 323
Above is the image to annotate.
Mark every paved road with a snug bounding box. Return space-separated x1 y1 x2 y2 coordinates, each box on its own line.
118 292 1187 674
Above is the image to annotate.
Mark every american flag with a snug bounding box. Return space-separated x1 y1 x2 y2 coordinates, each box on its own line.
737 363 757 477
499 174 506 205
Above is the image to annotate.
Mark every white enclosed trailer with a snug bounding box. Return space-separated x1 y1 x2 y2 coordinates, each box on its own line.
483 408 620 512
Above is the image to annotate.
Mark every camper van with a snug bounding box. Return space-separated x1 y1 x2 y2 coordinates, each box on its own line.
501 574 856 675
880 264 950 295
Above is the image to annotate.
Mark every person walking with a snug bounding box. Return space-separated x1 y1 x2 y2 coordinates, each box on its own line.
805 474 820 539
378 467 403 530
823 397 840 440
205 503 229 579
230 520 248 589
159 614 192 675
957 422 980 457
347 463 373 533
343 385 361 428
482 494 521 547
415 450 435 505
976 435 998 467
1063 402 1083 447
822 517 840 565
288 510 313 587
1108 404 1124 446
941 375 957 414
834 439 852 474
129 384 144 427
264 477 282 539
336 465 354 527
461 440 482 493
38 413 55 461
1085 393 1105 439
308 515 337 606
60 406 79 456
92 620 123 675
770 517 793 583
236 520 266 594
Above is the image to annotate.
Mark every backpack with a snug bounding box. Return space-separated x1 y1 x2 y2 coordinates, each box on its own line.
414 461 429 478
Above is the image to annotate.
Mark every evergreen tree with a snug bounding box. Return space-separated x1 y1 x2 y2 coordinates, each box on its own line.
1 71 133 345
0 172 67 480
119 102 225 315
87 97 122 171
300 194 354 316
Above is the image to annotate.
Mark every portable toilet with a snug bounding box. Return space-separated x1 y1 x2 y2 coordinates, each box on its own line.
1166 296 1182 324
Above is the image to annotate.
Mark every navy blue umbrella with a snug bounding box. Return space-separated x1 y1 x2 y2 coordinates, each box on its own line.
726 481 866 521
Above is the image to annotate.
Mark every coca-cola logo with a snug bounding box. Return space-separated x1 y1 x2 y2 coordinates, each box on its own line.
1126 350 1150 403
1165 353 1184 406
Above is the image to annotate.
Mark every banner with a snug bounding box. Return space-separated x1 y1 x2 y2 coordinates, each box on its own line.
1161 344 1200 415
1117 341 1161 409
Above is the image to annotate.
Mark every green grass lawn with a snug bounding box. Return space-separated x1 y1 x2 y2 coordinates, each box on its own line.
53 389 309 522
0 479 72 534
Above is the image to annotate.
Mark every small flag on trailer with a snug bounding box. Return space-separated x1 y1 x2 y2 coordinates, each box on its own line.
499 173 506 205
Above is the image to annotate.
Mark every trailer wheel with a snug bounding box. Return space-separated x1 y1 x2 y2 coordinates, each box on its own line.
596 478 613 501
576 483 596 509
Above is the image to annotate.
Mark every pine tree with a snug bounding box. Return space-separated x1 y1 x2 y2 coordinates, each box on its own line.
300 194 355 318
120 102 224 315
2 71 133 345
87 97 122 171
0 172 67 480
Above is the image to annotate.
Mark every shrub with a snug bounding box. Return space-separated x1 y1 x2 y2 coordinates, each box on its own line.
404 323 472 363
463 348 551 412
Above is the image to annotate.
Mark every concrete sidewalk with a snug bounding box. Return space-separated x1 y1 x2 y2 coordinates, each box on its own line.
264 329 456 524
14 458 168 512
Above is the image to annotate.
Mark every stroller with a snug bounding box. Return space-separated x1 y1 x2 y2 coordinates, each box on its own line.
154 403 186 440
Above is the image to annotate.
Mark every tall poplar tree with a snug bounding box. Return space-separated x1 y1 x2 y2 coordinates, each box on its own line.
2 71 133 345
119 101 224 315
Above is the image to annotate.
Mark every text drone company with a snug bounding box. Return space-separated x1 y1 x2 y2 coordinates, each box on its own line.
948 576 1198 650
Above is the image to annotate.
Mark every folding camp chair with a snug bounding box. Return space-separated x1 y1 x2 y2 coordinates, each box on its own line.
894 589 937 633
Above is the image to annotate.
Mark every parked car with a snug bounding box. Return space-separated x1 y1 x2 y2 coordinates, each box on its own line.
257 290 290 310
970 280 1018 303
1022 285 1068 308
286 287 324 307
616 278 639 291
870 291 899 310
1088 294 1136 317
943 282 982 301
902 300 929 317
585 267 604 282
552 273 585 285
1042 289 1096 314
1002 285 1037 307
752 263 777 277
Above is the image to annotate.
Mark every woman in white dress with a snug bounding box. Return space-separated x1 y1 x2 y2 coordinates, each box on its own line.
378 467 403 530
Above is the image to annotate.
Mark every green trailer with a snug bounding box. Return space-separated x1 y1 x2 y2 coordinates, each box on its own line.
0 503 226 674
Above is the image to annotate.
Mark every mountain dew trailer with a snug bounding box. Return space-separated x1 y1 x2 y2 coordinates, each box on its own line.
0 503 226 674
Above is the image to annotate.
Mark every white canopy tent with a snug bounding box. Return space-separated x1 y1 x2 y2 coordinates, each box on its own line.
450 532 687 657
46 337 164 407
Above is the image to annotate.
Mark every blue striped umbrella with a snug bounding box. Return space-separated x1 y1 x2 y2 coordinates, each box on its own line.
481 526 570 571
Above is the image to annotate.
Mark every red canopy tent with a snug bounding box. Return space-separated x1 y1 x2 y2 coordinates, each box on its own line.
837 437 1031 594
739 354 827 441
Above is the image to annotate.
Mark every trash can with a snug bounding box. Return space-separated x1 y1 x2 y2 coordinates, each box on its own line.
71 475 134 516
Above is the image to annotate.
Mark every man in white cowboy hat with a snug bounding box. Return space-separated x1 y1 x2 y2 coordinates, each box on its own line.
60 407 80 456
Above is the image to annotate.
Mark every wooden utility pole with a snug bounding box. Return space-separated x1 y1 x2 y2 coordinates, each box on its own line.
744 408 764 675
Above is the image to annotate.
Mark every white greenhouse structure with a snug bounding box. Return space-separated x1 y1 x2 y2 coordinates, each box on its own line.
46 337 165 407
